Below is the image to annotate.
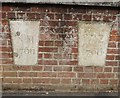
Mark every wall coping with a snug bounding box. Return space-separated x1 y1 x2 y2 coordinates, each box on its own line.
1 0 120 7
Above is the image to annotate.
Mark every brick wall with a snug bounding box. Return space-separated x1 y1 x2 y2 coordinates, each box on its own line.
1 3 120 92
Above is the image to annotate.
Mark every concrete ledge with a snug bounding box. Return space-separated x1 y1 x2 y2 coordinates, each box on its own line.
0 0 120 7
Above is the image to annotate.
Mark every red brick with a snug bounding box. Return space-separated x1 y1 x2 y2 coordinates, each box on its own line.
43 66 52 71
23 78 31 83
91 79 99 84
106 61 118 66
51 78 60 84
0 47 12 52
67 61 78 65
113 67 118 72
55 41 63 46
44 54 53 58
18 72 37 77
108 42 116 48
93 15 102 21
64 14 72 20
73 14 82 20
27 13 36 19
43 60 57 65
58 72 76 77
68 7 86 13
37 72 57 77
54 54 62 59
49 21 59 26
0 53 13 58
62 67 72 72
16 66 31 71
107 49 118 54
38 54 43 58
0 59 13 64
74 67 83 72
51 7 67 13
103 15 112 22
61 79 71 84
109 79 118 85
53 66 62 71
2 6 12 11
32 78 50 84
3 72 17 77
39 47 58 52
7 12 16 19
72 48 78 53
115 55 120 60
82 79 90 84
72 79 81 84
104 67 112 72
84 66 93 72
55 14 63 20
78 73 96 78
3 66 12 71
82 14 92 21
109 36 117 41
2 12 6 18
97 73 114 78
39 41 45 46
31 7 50 12
110 30 118 36
3 78 22 83
45 41 54 46
32 66 43 71
100 79 108 84
106 55 115 60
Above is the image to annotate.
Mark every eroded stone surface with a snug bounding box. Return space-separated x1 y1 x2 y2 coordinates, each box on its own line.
10 21 40 65
78 21 111 66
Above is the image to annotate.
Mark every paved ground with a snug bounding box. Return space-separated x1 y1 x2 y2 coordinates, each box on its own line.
2 90 119 96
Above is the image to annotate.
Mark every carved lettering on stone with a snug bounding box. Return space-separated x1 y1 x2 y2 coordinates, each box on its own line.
10 21 40 65
78 21 111 66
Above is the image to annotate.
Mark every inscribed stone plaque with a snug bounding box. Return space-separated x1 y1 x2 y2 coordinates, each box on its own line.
10 21 40 65
78 21 111 66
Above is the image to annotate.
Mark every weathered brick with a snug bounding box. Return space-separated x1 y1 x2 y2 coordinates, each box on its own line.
72 48 78 53
3 72 17 77
43 60 57 65
44 54 53 58
62 67 72 72
109 79 119 85
82 79 90 84
3 78 22 83
74 66 83 72
91 79 99 84
50 78 60 84
104 67 112 72
78 73 96 78
0 59 13 64
64 14 72 20
106 55 115 60
18 72 37 77
73 14 82 20
100 79 108 84
39 47 58 52
7 12 16 19
45 41 54 46
82 14 92 21
32 78 50 84
55 14 63 20
58 72 76 77
107 49 118 54
32 66 43 71
43 66 52 71
97 73 114 78
53 66 62 71
37 72 57 77
108 42 116 48
61 79 71 84
84 66 94 72
55 41 63 46
23 78 31 83
106 61 118 66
